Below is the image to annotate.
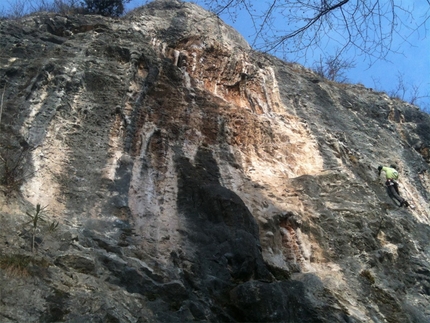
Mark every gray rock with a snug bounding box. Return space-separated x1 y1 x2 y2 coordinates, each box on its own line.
0 0 429 322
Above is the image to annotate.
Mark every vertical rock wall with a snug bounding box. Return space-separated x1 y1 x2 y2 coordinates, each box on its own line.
0 1 429 322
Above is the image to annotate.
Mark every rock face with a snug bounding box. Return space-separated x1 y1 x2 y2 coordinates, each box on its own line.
1 0 430 322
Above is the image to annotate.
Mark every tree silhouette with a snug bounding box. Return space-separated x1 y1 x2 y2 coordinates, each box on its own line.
312 51 355 83
81 0 130 17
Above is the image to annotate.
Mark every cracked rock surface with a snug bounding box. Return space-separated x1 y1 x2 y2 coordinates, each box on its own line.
0 0 429 322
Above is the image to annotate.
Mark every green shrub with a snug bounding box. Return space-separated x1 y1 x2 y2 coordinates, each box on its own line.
25 204 59 252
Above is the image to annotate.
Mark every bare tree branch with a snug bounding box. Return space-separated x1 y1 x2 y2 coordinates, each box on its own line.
266 0 350 52
251 0 277 48
200 0 429 67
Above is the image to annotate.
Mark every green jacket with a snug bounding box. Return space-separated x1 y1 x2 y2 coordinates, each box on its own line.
382 166 399 180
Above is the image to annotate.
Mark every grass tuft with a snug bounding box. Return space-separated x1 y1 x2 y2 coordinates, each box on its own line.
0 254 50 277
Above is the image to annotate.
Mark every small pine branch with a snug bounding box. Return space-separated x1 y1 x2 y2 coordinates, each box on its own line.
25 203 49 252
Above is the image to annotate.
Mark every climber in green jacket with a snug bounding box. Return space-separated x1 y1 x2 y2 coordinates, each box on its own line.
378 165 409 207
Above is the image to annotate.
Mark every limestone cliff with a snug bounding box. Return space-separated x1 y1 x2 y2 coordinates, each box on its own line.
1 0 429 322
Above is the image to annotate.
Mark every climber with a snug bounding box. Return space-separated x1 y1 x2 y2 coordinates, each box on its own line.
378 165 409 207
